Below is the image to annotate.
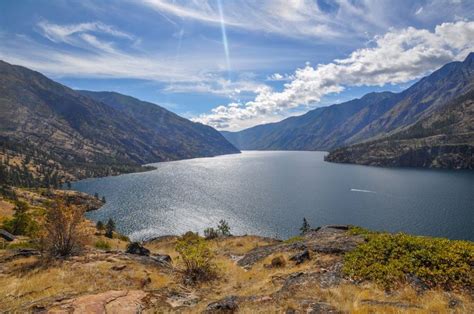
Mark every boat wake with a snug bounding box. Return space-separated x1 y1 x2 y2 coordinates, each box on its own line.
350 188 376 194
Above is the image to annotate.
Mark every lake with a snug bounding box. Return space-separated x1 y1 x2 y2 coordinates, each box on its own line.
73 151 474 241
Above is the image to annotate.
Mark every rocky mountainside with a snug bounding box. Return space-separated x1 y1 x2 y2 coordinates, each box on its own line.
325 90 474 169
0 60 239 186
223 53 474 156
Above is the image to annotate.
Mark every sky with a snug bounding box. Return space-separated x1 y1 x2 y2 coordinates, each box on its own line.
1 1 474 131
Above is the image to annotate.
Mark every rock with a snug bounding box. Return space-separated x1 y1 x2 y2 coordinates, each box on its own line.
289 249 310 265
58 290 147 313
205 296 239 313
271 256 286 268
448 297 462 309
301 300 340 313
0 229 15 241
152 253 172 265
111 264 127 271
126 242 150 256
360 299 422 309
166 291 200 308
406 273 429 292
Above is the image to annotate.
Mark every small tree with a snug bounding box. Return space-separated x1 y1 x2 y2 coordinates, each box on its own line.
2 201 38 236
101 196 106 203
40 200 87 258
300 217 311 235
175 231 216 284
105 218 115 238
217 219 231 236
204 227 218 240
96 220 104 232
94 192 99 199
66 181 72 190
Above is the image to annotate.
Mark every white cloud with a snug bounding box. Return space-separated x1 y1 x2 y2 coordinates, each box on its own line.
192 21 474 130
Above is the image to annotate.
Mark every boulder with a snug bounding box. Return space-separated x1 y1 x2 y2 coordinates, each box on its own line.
205 296 239 313
126 242 150 256
289 249 310 264
152 253 172 265
0 229 15 242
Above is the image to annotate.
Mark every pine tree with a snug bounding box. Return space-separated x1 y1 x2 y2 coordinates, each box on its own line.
105 218 115 238
300 217 311 235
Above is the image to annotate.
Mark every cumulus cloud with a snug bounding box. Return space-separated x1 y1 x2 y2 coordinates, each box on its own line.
192 21 474 130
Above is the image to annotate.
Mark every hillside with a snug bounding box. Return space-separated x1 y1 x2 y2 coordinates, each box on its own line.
325 90 474 169
0 60 239 187
222 53 474 164
0 188 472 312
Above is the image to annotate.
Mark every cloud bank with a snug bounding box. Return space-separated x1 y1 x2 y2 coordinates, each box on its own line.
192 21 474 130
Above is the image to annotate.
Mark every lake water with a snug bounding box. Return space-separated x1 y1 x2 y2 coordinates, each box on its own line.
73 151 474 241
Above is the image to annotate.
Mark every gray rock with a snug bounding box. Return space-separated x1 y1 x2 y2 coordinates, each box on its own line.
152 253 172 265
0 229 15 242
205 296 239 313
289 249 310 265
126 242 150 256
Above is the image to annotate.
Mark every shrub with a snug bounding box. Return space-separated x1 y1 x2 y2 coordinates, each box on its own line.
204 227 219 240
39 200 87 258
217 219 231 236
94 239 111 251
343 232 474 290
284 236 304 244
96 220 104 232
175 231 216 284
2 201 39 236
105 218 115 238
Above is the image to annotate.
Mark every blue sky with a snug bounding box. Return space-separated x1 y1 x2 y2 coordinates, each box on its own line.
1 1 473 130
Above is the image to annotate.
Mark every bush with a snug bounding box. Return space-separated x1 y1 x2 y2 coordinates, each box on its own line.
94 239 111 251
204 227 219 240
96 220 104 232
2 201 39 236
284 236 304 244
39 200 88 258
343 232 474 290
175 231 216 284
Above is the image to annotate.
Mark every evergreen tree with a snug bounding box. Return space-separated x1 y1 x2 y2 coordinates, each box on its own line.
105 218 115 238
300 217 311 235
96 220 105 231
217 219 231 236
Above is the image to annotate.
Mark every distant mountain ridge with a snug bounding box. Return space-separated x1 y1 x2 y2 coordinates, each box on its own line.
222 53 474 169
0 60 239 186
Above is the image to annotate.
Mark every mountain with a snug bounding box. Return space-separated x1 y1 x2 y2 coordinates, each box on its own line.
77 90 239 159
223 53 474 157
0 60 239 186
325 90 474 169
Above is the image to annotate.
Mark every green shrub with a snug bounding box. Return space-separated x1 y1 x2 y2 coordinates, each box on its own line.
175 231 216 283
94 239 111 251
7 240 38 250
2 201 39 236
204 227 219 240
343 232 474 290
284 236 304 244
105 218 115 238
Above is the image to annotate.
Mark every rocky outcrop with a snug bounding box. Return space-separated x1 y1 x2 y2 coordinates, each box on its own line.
237 226 364 268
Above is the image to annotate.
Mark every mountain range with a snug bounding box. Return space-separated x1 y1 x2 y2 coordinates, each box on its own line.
223 53 474 169
0 60 239 186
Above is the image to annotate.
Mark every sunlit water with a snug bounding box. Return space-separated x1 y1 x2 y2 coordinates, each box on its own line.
72 151 474 241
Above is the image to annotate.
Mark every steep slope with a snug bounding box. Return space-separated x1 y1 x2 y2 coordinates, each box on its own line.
223 53 474 152
325 90 474 169
0 60 238 185
78 91 238 158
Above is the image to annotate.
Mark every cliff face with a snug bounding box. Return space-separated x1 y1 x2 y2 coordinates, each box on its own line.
325 91 474 169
